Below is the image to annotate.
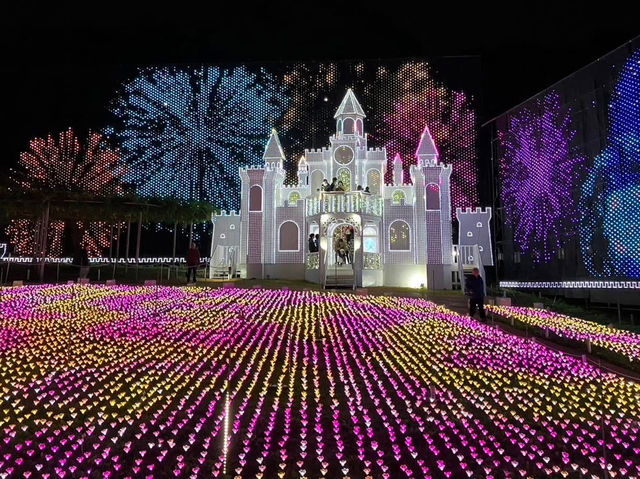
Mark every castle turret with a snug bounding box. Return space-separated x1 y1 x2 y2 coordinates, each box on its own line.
297 155 308 186
415 125 439 167
334 88 366 137
393 153 403 185
263 128 286 169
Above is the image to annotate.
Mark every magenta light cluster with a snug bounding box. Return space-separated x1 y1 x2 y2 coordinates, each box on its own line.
0 284 639 478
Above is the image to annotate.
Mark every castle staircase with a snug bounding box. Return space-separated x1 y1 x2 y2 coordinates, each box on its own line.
453 244 485 292
323 257 355 290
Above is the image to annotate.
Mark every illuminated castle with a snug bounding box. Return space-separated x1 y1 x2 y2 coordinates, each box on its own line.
210 89 492 288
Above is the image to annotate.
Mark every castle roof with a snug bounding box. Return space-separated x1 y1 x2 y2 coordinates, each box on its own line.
415 125 439 159
334 89 366 118
263 128 285 161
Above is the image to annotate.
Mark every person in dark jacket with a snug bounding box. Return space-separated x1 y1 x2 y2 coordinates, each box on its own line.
186 243 200 284
465 268 486 321
329 177 337 191
308 234 317 253
78 245 90 279
321 179 330 192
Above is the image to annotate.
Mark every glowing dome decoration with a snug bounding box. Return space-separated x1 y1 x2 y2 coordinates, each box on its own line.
499 92 585 263
580 48 640 278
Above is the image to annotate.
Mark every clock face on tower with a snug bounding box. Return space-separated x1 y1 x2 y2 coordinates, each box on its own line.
334 145 354 165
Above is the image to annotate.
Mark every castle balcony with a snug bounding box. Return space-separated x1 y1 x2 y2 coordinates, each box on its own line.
305 191 383 217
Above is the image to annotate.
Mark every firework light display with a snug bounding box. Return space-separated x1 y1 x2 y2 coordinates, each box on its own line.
498 92 585 264
108 66 289 210
579 48 640 278
1 284 639 477
494 39 640 283
7 129 125 256
108 60 480 213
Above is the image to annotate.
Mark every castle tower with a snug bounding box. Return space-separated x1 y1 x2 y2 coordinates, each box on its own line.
393 153 403 185
330 89 368 191
411 123 453 288
334 88 366 137
263 128 286 168
415 125 439 167
297 155 308 186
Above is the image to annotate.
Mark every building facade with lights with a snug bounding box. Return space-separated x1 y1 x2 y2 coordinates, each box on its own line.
211 90 492 288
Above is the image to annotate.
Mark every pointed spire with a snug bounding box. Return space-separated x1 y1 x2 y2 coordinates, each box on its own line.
334 88 366 118
393 153 404 185
415 125 439 162
298 155 307 169
263 128 285 162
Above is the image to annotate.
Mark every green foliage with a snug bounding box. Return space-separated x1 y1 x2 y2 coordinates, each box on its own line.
0 187 216 225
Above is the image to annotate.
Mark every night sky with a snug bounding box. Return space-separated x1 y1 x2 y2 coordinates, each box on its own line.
1 3 638 169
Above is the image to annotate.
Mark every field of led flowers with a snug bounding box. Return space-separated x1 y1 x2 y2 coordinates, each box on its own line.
487 305 640 364
0 285 639 478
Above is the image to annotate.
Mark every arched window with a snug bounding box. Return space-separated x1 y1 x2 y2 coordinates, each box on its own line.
367 169 381 195
311 169 324 194
426 183 440 210
279 221 299 251
288 191 300 205
392 190 406 205
337 119 343 134
343 118 355 134
249 185 262 212
309 221 319 236
337 168 351 191
356 118 363 136
389 220 411 251
363 225 378 253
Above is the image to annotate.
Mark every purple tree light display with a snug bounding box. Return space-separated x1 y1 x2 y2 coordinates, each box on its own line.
498 92 585 263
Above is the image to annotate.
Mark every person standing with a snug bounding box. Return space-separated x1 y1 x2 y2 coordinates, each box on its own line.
79 245 90 279
186 243 200 284
465 267 486 322
308 234 317 253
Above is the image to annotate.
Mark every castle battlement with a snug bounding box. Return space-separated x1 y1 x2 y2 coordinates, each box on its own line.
456 207 492 216
214 210 240 217
239 165 267 172
305 147 329 154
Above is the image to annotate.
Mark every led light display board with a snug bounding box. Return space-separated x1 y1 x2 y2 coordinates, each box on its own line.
106 60 482 213
492 37 640 284
2 59 482 259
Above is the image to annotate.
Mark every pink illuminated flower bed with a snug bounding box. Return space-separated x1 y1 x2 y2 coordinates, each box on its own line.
0 284 639 478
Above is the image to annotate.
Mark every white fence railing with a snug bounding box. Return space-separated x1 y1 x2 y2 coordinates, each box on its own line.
306 192 383 216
